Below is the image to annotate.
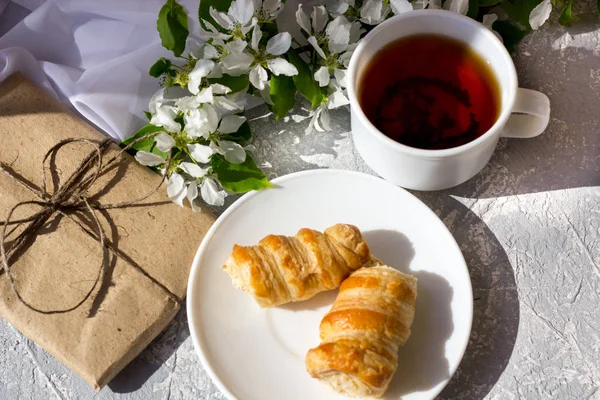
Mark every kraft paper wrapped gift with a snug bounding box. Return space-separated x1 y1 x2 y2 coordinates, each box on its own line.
0 73 215 390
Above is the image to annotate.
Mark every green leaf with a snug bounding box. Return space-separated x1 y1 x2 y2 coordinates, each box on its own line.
208 74 249 93
220 121 252 143
467 0 480 19
502 0 543 28
269 75 296 120
211 153 272 193
143 111 152 120
149 57 172 77
199 0 232 31
598 0 599 15
287 50 324 109
559 0 578 25
493 20 529 53
157 0 189 57
122 124 168 158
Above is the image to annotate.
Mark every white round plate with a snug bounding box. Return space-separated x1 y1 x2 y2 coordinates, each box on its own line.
187 169 473 400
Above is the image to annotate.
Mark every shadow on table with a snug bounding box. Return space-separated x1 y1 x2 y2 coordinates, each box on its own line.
109 307 190 393
401 196 520 400
362 230 455 398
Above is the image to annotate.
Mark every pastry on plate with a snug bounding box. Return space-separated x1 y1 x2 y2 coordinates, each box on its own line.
222 224 371 308
305 265 417 398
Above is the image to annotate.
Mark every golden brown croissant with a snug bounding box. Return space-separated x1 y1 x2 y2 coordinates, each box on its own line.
222 224 371 308
306 265 417 398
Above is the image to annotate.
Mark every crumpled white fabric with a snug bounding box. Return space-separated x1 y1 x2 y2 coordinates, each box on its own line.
0 0 204 141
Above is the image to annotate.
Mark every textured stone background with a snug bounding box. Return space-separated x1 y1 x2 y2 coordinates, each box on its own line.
1 1 599 399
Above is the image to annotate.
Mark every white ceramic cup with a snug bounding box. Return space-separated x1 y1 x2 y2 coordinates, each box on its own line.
348 10 551 191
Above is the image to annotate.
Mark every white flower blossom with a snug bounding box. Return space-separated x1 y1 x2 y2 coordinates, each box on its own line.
187 143 214 163
228 25 298 90
135 151 165 167
443 0 469 15
324 0 354 17
529 0 552 30
482 13 503 42
307 16 356 88
188 59 215 94
212 140 247 164
390 0 413 15
254 0 284 22
166 172 187 206
155 133 176 152
296 5 329 36
307 84 350 133
210 0 257 37
360 0 389 25
150 105 180 133
200 177 227 206
179 162 209 178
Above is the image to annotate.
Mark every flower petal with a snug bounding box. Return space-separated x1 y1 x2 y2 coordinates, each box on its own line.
266 58 298 76
263 0 282 14
328 88 350 109
210 7 233 29
319 108 332 131
180 161 209 178
308 36 327 59
360 0 383 25
349 21 362 44
482 13 498 30
184 108 210 139
176 95 202 110
226 38 248 53
326 16 351 53
219 114 247 134
211 83 232 95
249 65 268 90
326 0 350 16
204 104 220 132
149 88 165 114
222 52 254 75
333 68 347 88
155 132 176 152
529 0 552 30
217 140 247 163
213 96 244 112
251 24 262 51
199 21 232 40
443 0 469 15
201 43 219 59
228 0 254 24
186 182 203 211
260 81 274 105
188 59 215 94
187 143 214 163
296 5 311 34
197 86 214 104
135 151 165 167
312 6 329 33
314 66 331 87
266 32 292 55
201 177 227 206
166 173 186 206
390 0 413 14
150 106 181 133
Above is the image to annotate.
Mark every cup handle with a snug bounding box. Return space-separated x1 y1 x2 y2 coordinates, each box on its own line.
501 88 551 139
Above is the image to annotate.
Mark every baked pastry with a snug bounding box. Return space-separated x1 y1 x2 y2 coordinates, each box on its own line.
222 224 371 308
305 265 417 398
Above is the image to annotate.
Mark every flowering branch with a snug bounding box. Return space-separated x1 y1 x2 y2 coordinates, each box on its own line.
124 0 580 210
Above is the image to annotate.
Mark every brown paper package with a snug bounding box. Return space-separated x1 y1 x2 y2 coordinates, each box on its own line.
0 74 215 391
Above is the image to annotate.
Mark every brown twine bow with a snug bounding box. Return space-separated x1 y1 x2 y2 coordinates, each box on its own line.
0 133 178 314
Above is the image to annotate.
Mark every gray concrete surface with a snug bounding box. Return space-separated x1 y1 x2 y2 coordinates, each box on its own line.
1 1 599 399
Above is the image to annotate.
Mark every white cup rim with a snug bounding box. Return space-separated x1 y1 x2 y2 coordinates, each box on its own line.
347 9 518 158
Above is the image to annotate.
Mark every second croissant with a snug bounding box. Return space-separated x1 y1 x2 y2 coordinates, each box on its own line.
222 224 371 307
